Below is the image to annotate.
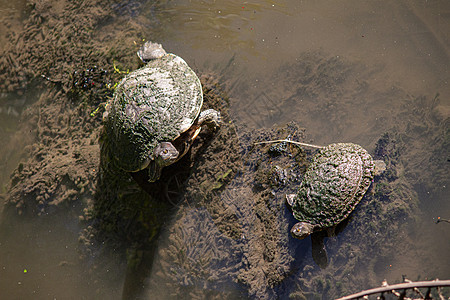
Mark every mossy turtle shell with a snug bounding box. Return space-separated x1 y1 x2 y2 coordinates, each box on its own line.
104 54 203 172
291 143 375 229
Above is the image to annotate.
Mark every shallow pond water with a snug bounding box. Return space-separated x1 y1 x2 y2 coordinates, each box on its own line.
0 0 449 299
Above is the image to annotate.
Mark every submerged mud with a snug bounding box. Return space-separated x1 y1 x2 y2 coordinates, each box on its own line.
1 0 155 216
142 123 425 299
142 52 449 298
0 0 168 298
144 121 306 299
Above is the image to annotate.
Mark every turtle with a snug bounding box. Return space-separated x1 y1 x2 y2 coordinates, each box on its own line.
285 142 386 240
103 41 220 182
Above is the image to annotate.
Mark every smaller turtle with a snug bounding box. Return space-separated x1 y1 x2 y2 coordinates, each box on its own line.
254 140 385 268
285 143 385 240
103 42 220 182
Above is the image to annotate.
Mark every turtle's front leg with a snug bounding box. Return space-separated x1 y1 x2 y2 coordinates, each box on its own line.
198 109 221 130
147 160 163 182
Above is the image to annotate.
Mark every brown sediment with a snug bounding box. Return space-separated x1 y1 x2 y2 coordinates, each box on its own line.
143 53 449 299
1 0 149 216
6 88 101 216
145 118 310 299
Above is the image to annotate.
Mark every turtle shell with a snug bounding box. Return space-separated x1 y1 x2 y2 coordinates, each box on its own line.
291 143 375 229
104 53 203 172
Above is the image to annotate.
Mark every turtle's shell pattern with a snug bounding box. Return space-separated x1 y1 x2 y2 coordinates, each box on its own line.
291 143 375 229
104 54 203 172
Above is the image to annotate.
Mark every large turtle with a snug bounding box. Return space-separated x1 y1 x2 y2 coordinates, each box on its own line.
286 142 385 240
103 42 220 182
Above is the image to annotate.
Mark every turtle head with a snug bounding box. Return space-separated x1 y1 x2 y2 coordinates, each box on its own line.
147 142 179 182
290 222 315 239
154 142 179 165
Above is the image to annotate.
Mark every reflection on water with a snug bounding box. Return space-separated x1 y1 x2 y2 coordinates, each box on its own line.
158 0 291 53
0 0 449 299
158 0 449 141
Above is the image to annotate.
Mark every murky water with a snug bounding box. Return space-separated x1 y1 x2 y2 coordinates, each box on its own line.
1 0 449 299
